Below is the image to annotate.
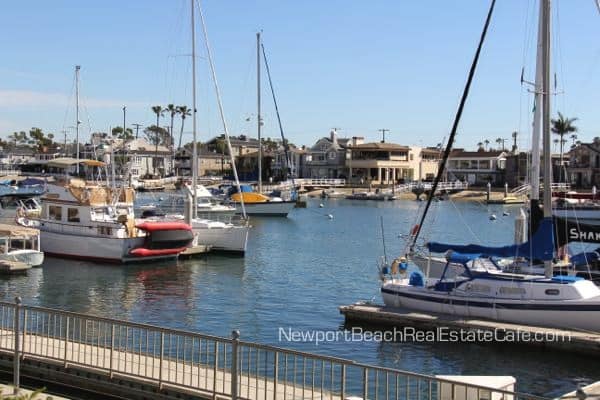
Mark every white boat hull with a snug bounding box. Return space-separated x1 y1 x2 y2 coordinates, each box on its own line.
553 208 600 225
39 230 175 263
382 283 600 331
192 224 249 253
233 201 296 216
1 250 44 267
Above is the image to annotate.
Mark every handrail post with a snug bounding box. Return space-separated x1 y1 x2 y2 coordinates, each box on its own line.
13 296 22 395
230 330 240 400
159 331 164 390
109 323 115 378
64 315 69 368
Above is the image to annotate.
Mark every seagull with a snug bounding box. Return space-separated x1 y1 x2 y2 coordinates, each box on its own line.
503 211 510 216
489 214 497 221
319 203 324 208
327 214 334 219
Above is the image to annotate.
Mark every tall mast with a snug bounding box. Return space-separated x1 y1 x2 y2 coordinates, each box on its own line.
257 31 262 193
191 0 198 218
530 0 544 203
541 0 553 278
75 65 81 175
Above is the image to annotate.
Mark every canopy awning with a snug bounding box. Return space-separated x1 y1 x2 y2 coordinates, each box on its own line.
0 223 39 238
47 158 106 168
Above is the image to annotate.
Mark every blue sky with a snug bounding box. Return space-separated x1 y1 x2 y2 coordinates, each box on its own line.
1 1 599 149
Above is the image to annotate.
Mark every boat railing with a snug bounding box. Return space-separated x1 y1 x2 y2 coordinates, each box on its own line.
0 299 550 400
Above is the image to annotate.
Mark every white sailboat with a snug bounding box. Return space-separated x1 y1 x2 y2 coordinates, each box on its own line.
184 0 250 254
226 32 296 217
381 0 600 332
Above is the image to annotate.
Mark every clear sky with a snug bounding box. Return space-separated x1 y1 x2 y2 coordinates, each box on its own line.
1 1 599 150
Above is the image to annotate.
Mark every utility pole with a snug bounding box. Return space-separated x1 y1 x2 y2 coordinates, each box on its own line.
132 123 142 139
378 128 389 143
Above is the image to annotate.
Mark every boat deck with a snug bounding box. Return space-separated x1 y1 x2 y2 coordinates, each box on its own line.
339 303 600 357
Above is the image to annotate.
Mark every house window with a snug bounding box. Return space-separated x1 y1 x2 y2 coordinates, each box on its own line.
410 154 414 161
49 206 62 221
67 208 80 222
328 152 336 160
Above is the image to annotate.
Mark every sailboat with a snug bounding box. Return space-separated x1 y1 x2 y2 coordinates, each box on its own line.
381 0 600 332
226 32 296 217
184 0 250 254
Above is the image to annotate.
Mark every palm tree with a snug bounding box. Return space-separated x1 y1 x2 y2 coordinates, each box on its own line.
151 105 164 135
495 138 504 151
484 139 490 151
177 105 192 150
165 104 178 148
551 111 578 168
511 131 518 153
570 133 578 146
477 141 484 151
553 138 559 152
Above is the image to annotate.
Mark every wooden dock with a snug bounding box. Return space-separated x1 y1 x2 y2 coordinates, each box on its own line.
339 303 600 357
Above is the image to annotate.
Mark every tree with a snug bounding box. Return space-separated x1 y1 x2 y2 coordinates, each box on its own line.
144 125 169 175
112 126 134 141
151 105 164 134
477 141 484 151
495 137 506 151
28 127 54 152
511 131 518 153
177 105 192 150
484 139 490 151
551 112 578 176
10 131 28 147
165 104 178 148
570 133 578 146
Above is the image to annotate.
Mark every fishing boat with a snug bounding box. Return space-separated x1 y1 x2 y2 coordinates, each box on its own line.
0 223 44 267
381 0 600 331
21 176 193 263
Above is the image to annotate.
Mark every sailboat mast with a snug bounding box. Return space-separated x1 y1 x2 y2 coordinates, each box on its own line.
191 0 198 219
541 0 553 278
530 0 544 202
75 65 81 175
257 31 262 193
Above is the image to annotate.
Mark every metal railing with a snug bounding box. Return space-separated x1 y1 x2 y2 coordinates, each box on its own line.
0 299 549 400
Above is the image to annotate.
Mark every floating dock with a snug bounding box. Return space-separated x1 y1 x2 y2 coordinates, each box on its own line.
339 303 600 357
0 260 31 274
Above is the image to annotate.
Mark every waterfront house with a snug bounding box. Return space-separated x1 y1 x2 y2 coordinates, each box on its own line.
346 143 439 184
205 135 260 158
447 149 507 185
567 139 600 188
174 148 232 177
110 138 172 178
305 130 350 179
235 149 275 181
271 145 308 180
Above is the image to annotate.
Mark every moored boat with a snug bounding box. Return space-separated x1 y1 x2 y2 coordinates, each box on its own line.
23 177 193 263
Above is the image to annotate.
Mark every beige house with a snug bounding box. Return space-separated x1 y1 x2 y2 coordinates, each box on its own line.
346 143 439 184
174 148 232 177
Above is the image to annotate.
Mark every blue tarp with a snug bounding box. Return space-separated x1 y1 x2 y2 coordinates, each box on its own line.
18 178 45 187
447 252 481 264
427 217 555 261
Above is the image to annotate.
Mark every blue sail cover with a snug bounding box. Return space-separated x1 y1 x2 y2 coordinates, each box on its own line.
427 217 555 261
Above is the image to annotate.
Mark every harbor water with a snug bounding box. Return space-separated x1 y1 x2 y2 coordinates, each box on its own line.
1 196 598 397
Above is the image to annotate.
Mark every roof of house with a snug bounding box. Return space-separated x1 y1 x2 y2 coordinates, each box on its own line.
117 138 170 154
349 142 410 151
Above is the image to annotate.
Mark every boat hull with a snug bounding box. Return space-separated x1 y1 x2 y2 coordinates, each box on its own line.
39 230 176 263
192 224 249 253
381 284 600 331
232 201 295 217
1 250 44 267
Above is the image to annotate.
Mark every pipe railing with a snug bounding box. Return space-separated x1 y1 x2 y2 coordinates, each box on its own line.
0 299 549 400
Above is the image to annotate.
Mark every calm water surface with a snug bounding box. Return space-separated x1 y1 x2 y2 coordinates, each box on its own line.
1 197 598 397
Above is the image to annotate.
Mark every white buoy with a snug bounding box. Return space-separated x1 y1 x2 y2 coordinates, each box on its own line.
489 214 497 220
327 214 334 219
319 203 324 208
503 211 510 216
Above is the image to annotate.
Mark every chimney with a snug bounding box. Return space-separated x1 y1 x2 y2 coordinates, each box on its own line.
330 129 338 145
